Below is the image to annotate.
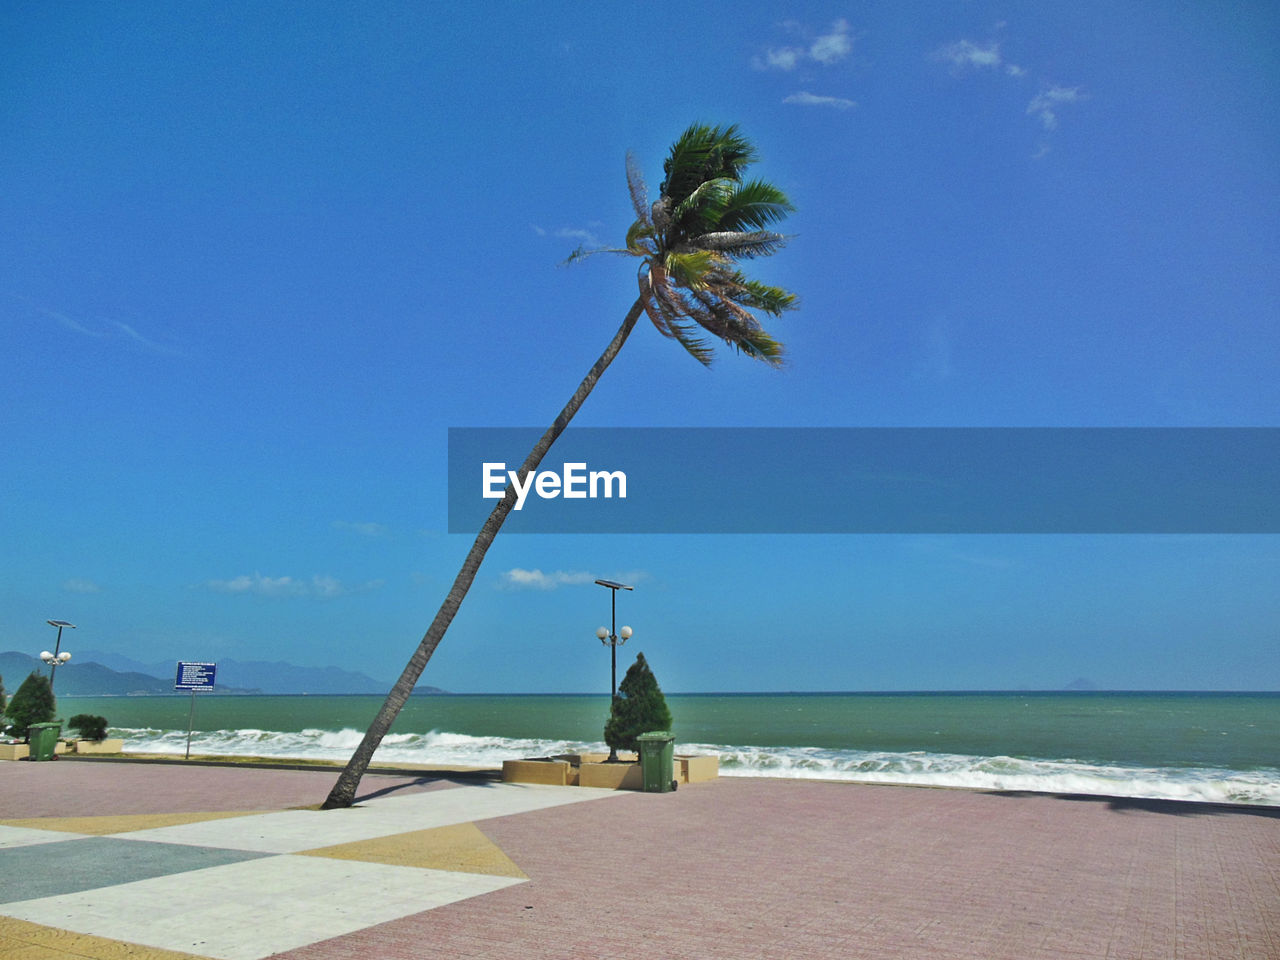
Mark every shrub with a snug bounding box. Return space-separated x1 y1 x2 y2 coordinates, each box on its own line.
68 714 110 741
5 672 56 742
604 652 673 753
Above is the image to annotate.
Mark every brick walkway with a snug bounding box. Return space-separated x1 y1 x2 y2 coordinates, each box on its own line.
3 761 1278 959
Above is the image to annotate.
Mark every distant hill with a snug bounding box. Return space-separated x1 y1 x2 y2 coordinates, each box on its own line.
73 650 446 695
0 651 190 697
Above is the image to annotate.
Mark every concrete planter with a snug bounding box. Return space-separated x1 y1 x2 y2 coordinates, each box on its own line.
677 754 720 783
501 758 572 785
502 750 719 789
74 738 125 755
0 740 71 761
578 760 643 790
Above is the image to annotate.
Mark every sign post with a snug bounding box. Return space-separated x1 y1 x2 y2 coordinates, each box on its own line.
174 662 217 760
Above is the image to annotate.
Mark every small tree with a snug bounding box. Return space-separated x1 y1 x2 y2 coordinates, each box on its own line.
0 673 6 716
6 672 56 742
68 714 110 741
604 652 673 754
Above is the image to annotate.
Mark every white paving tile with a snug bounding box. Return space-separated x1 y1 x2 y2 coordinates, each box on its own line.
0 825 90 849
4 853 525 960
115 782 622 853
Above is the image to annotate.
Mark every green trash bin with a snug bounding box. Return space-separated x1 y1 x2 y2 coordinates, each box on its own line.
28 722 62 762
637 731 676 793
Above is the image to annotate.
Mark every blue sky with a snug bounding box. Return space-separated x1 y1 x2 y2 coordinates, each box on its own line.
3 2 1277 692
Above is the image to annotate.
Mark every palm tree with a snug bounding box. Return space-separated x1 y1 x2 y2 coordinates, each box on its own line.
321 123 797 809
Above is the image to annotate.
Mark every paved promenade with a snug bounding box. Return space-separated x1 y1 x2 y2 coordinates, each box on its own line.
1 760 1277 959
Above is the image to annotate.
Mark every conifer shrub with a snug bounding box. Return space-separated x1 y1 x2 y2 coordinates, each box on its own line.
5 673 56 742
604 652 673 753
68 714 110 741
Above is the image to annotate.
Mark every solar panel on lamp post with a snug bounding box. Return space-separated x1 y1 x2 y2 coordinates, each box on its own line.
42 620 75 693
594 579 633 762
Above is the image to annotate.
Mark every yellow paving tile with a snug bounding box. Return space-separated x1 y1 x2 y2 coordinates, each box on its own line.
0 811 268 836
0 917 211 960
297 821 527 878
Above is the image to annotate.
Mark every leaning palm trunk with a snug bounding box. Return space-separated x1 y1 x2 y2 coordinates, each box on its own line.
321 297 645 808
323 123 797 808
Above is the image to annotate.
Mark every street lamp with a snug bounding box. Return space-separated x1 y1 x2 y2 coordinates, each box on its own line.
42 620 75 692
594 578 633 762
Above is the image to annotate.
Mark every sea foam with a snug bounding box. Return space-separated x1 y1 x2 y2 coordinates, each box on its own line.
111 726 1280 806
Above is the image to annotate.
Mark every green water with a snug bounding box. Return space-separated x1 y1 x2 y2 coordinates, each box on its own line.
60 691 1280 770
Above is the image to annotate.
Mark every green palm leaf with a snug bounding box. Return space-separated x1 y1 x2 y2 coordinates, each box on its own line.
660 123 757 204
716 180 795 231
634 125 796 365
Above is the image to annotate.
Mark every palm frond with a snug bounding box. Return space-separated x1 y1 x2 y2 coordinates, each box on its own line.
710 270 799 315
689 230 788 259
663 249 720 289
660 123 757 204
647 268 716 365
666 316 716 366
624 123 797 367
563 244 636 266
625 219 655 254
716 180 795 231
697 293 786 366
731 327 785 364
625 152 650 225
671 177 735 233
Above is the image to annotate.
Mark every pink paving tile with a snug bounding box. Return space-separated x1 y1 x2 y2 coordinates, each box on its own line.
274 777 1280 960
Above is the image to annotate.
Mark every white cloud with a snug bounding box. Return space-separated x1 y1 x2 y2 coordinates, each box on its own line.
62 578 102 594
783 91 856 110
208 573 303 596
937 35 1085 147
502 568 595 590
501 568 650 590
311 575 346 598
755 19 853 70
112 321 180 355
532 225 602 248
206 573 380 598
939 39 1002 70
8 294 178 352
555 227 600 245
760 46 803 70
810 19 852 64
1027 85 1084 130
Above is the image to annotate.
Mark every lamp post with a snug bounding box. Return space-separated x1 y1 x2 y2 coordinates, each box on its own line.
594 578 633 762
42 620 75 692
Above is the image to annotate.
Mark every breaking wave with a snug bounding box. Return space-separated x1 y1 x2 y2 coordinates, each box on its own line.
112 726 1280 806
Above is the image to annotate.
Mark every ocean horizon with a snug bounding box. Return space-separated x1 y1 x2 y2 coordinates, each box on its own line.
54 690 1280 808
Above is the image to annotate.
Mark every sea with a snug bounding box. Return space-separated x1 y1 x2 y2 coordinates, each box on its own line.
56 691 1280 806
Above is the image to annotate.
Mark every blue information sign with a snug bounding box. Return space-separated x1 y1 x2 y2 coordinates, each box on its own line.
175 661 216 691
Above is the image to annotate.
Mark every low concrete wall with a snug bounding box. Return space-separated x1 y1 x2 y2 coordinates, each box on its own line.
74 738 125 755
680 754 720 783
0 741 69 761
502 759 570 786
579 761 643 790
502 751 718 789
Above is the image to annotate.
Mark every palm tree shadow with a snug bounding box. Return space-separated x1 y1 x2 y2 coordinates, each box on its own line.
989 790 1280 820
353 771 502 804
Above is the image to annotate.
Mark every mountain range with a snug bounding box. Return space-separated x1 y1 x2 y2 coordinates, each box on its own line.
0 650 445 696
